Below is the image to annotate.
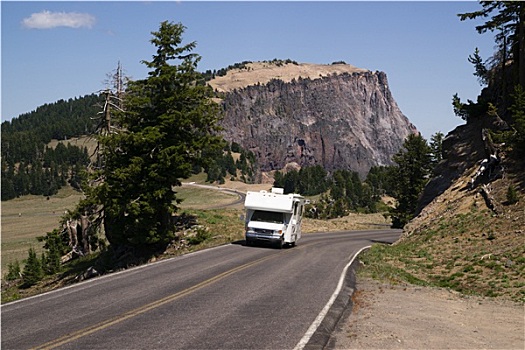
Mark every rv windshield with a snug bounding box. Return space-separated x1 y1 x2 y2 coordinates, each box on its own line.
251 210 284 224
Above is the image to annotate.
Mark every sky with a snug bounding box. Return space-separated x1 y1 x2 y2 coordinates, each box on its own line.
1 1 496 138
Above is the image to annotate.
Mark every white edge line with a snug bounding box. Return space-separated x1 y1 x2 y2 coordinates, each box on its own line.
293 245 371 350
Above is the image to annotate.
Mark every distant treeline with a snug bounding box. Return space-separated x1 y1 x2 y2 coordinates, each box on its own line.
273 165 396 218
1 94 101 200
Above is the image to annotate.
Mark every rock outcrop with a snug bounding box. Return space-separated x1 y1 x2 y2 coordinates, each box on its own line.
211 62 417 177
416 114 509 214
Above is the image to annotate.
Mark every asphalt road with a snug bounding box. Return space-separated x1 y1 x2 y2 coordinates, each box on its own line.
1 230 401 350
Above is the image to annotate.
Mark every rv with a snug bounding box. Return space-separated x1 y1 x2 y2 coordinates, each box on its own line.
244 187 309 248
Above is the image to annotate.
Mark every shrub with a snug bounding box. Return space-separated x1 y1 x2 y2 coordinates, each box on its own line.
5 260 21 281
506 185 519 204
186 227 212 245
22 247 43 288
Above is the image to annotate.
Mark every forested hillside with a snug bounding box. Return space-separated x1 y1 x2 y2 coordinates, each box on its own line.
1 94 102 200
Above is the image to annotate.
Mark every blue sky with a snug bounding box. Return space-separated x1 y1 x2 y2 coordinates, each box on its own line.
2 1 495 138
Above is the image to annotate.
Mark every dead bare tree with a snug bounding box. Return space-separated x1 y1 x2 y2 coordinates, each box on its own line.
92 61 127 140
59 62 130 264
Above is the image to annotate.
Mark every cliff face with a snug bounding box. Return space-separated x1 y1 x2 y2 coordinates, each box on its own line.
214 64 417 177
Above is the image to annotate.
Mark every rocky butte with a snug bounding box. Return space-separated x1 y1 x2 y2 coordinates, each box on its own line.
208 61 418 178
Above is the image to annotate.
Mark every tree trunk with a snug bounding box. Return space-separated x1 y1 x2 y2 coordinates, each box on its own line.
67 219 78 247
81 215 91 254
519 3 525 87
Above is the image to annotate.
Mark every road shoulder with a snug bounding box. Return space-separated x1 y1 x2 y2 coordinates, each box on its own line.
330 277 524 349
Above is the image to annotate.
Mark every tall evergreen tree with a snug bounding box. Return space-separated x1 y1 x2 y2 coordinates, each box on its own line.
297 165 328 196
39 229 67 274
224 151 237 177
1 159 16 200
509 84 525 155
456 2 525 160
273 170 285 188
94 22 223 250
365 165 397 198
458 2 525 87
390 134 432 228
283 170 299 194
429 131 444 166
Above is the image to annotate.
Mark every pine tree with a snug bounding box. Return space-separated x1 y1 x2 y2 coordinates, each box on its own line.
509 85 525 155
94 22 223 250
38 229 66 274
273 170 285 188
458 2 525 87
5 260 21 281
1 161 16 200
365 166 397 197
429 131 444 166
506 184 519 204
283 170 299 194
297 165 328 196
22 247 43 287
390 134 432 228
224 151 237 177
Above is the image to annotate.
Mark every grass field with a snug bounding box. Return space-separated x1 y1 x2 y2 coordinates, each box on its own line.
0 178 238 277
1 135 96 278
1 187 83 276
177 186 242 210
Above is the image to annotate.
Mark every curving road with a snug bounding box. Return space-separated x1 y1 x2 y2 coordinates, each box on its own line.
181 182 247 209
1 230 401 350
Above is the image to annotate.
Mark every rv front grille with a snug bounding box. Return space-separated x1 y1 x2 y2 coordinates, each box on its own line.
253 228 273 234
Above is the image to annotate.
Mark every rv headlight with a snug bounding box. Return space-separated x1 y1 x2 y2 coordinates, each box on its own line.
274 230 283 235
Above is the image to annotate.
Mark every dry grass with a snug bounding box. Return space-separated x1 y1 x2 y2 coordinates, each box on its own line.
208 62 368 93
177 186 242 210
1 187 83 276
302 213 390 233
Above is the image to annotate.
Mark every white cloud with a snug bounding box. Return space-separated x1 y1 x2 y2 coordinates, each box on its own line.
22 10 96 29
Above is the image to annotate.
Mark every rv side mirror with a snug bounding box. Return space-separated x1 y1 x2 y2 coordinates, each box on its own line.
240 214 245 222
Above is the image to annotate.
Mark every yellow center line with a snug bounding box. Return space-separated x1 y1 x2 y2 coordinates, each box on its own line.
31 252 280 350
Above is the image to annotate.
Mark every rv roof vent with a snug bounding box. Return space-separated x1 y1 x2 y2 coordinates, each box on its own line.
271 187 284 195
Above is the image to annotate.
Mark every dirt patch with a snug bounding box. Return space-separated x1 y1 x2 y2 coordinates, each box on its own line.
331 277 524 349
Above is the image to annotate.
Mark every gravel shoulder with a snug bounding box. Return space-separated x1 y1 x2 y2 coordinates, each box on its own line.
330 277 524 349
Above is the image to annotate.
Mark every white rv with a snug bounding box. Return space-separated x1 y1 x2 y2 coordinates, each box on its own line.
244 187 309 248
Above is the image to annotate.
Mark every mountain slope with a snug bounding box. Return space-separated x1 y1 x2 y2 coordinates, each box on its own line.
399 118 525 301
